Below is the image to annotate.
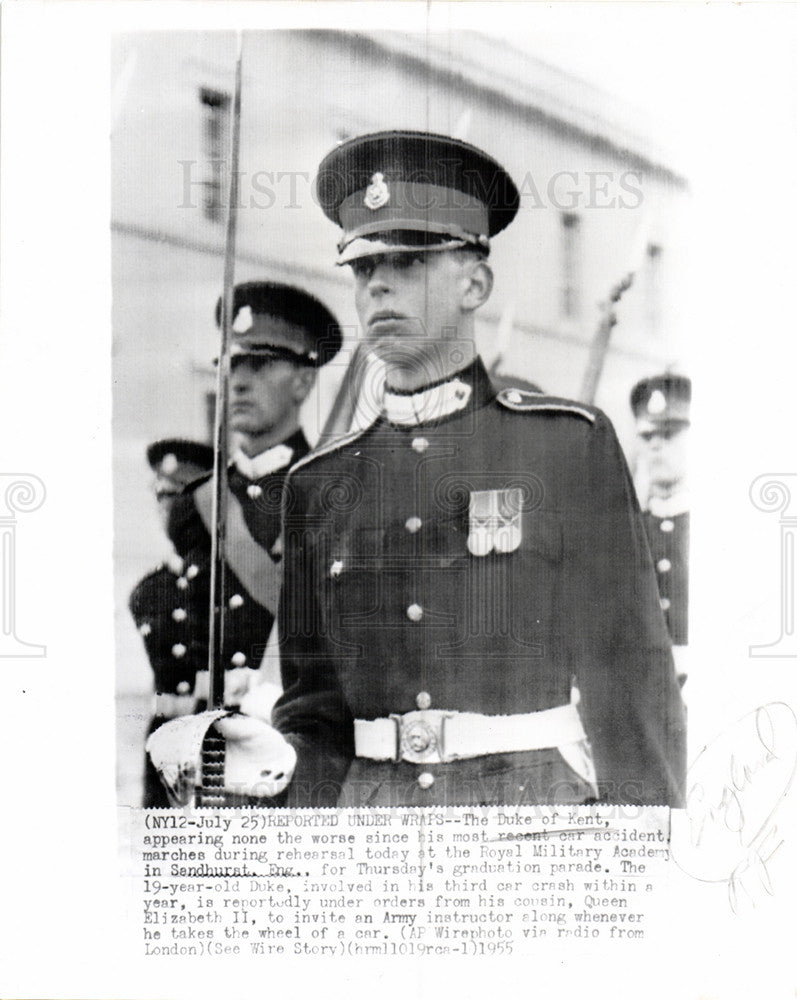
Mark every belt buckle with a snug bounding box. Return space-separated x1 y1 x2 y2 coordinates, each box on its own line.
389 710 455 764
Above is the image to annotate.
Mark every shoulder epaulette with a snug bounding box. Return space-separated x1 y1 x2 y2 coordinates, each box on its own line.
287 421 374 477
496 388 596 424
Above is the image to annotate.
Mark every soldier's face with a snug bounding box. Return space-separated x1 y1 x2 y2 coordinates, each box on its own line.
155 492 178 531
350 250 478 365
638 423 689 491
152 466 205 529
229 356 308 437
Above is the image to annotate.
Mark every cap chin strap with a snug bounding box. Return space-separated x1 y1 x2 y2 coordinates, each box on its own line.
337 238 467 266
337 227 489 265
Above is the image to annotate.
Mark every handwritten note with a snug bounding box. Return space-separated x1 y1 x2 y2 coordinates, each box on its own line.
671 702 797 911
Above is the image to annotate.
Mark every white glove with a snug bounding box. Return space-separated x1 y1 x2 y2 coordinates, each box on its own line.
146 711 296 804
214 714 296 798
239 681 282 723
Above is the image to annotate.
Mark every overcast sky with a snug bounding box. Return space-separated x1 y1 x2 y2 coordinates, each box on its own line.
484 4 797 183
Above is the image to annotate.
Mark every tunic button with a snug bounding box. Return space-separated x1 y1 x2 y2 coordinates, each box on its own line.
657 558 672 574
172 608 187 622
412 437 429 453
247 484 263 499
186 564 199 580
407 603 423 622
660 597 671 612
171 643 187 659
231 651 247 667
176 681 190 695
416 691 432 710
417 772 435 790
229 594 244 609
405 516 422 534
660 519 674 533
330 560 344 578
139 622 152 637
176 577 188 590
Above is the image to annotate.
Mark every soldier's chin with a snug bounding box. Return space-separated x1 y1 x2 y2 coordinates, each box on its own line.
367 336 434 366
230 415 263 435
367 327 405 348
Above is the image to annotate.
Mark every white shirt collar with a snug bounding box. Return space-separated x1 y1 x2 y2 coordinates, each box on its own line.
232 443 294 480
382 377 473 427
648 490 690 518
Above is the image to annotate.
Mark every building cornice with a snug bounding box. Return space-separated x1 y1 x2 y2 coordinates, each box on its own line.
303 29 688 190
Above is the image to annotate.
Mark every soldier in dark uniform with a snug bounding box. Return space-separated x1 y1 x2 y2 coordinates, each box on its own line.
129 439 214 807
149 132 686 809
165 282 343 708
138 283 342 806
630 374 691 683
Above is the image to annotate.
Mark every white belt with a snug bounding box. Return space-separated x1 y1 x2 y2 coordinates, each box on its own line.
354 704 586 765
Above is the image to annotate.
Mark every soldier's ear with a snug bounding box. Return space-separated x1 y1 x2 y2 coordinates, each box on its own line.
461 259 493 312
291 366 316 404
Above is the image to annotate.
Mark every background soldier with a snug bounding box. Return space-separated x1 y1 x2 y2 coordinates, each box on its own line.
129 438 213 807
150 132 686 808
141 282 341 805
167 282 341 710
630 373 691 684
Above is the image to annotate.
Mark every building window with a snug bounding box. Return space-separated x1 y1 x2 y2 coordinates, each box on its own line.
559 212 582 319
204 390 217 443
645 243 663 338
199 87 231 223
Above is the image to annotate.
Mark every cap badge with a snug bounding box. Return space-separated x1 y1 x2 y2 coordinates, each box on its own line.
160 453 178 475
647 389 667 415
467 488 523 557
232 305 253 334
364 172 390 211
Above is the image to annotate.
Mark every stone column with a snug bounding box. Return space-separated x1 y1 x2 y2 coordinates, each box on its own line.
750 474 797 657
0 474 46 657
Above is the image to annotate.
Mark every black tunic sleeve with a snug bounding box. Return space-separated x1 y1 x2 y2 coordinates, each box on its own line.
570 411 686 806
271 469 354 807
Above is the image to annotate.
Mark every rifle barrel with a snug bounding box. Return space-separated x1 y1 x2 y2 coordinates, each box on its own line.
208 34 244 711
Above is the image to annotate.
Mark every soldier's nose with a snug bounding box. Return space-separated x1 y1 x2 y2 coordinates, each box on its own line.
367 264 393 295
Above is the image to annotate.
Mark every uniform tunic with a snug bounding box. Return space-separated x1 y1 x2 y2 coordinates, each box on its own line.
273 359 686 808
167 428 310 687
131 430 309 806
642 510 689 647
129 561 203 807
